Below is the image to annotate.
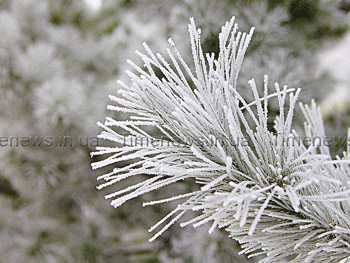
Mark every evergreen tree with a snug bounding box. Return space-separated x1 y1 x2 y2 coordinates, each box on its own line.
0 0 349 262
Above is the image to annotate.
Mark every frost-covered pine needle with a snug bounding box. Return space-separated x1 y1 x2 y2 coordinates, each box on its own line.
91 17 350 262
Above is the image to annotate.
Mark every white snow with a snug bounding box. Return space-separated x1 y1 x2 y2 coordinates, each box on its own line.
318 30 350 114
84 0 102 12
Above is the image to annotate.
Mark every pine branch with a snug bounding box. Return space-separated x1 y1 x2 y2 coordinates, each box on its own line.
91 16 350 262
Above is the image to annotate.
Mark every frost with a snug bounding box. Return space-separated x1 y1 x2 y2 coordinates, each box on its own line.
92 17 350 262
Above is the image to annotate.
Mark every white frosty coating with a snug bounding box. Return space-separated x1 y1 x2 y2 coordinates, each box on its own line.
91 17 350 262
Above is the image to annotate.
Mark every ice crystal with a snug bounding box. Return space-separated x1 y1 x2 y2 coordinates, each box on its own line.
92 17 350 262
